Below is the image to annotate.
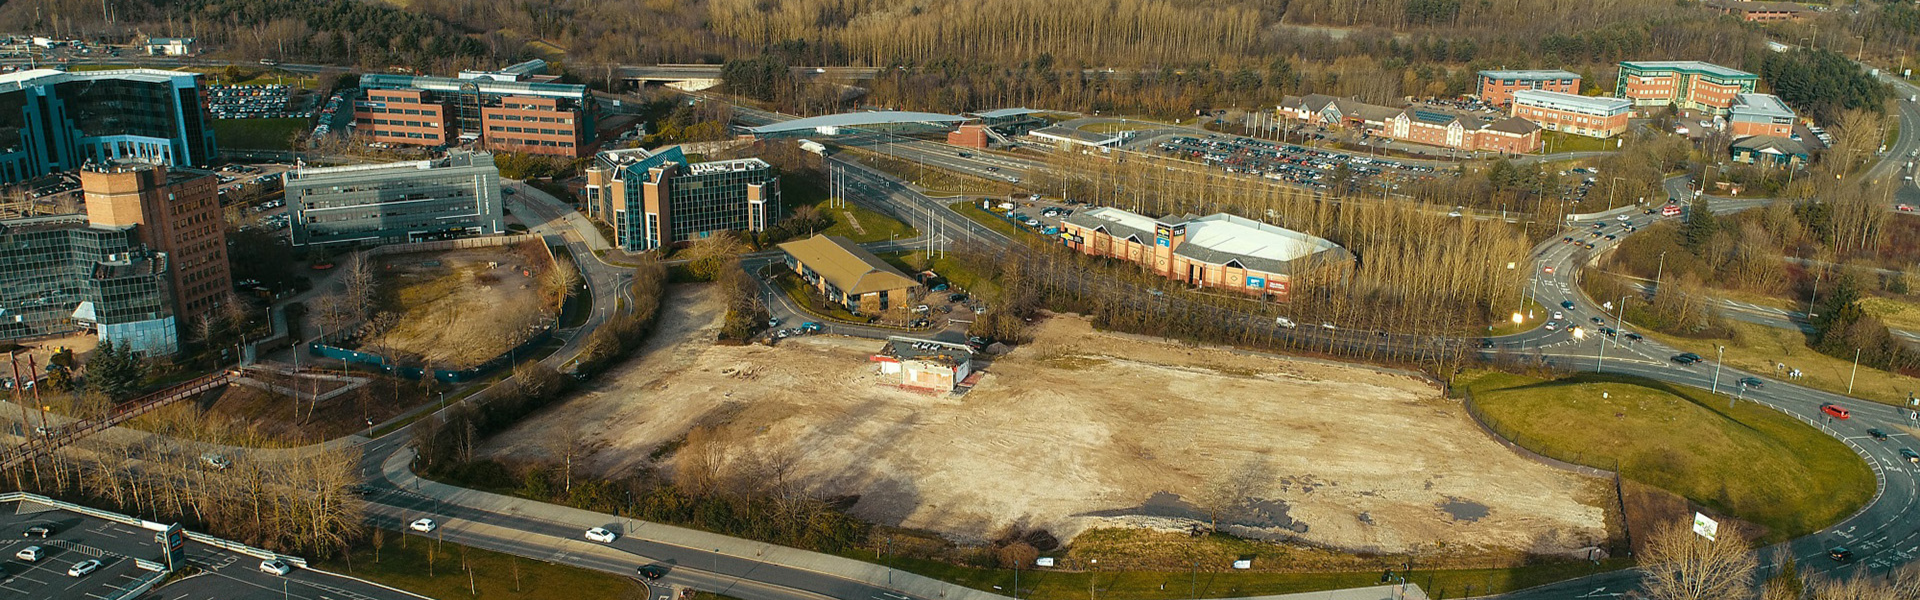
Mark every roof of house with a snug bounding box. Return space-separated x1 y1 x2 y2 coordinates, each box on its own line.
1618 61 1756 80
1511 89 1633 114
1479 69 1581 81
146 37 194 45
778 235 920 296
1732 134 1810 156
1486 116 1543 135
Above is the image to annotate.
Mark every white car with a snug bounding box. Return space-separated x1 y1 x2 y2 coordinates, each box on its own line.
1616 214 1630 221
259 559 292 576
1552 311 1564 320
584 527 618 543
15 546 41 562
409 518 437 533
1275 316 1296 328
68 559 100 577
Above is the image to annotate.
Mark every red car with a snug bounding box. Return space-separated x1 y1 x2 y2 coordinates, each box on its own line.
1821 403 1851 419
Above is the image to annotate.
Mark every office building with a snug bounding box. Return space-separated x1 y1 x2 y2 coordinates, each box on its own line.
1728 93 1797 137
778 234 921 313
1510 90 1633 138
1477 70 1581 106
1615 61 1759 114
1279 95 1541 153
80 162 230 334
355 72 597 157
1704 0 1809 22
0 215 177 354
0 69 218 184
583 147 779 252
143 37 196 56
1060 208 1354 300
285 150 504 247
1731 135 1809 168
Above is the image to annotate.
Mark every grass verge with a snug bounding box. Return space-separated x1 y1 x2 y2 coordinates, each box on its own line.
1541 131 1618 154
773 271 867 323
784 176 917 243
1082 121 1157 134
212 118 306 150
879 251 1002 301
949 201 1028 241
1484 297 1550 337
317 530 643 600
1457 370 1873 542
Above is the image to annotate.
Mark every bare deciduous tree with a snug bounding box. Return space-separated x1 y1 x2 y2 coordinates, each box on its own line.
1639 518 1757 600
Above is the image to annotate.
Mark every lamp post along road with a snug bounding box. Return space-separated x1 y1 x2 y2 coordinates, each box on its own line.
1712 345 1725 394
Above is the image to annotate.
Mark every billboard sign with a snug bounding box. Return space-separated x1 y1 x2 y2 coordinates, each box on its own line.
1267 279 1289 292
1692 512 1718 541
1246 276 1265 289
1172 224 1187 237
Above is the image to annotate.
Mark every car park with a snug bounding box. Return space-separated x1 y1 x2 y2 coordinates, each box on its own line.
409 518 437 532
259 559 293 576
585 527 618 543
68 559 100 577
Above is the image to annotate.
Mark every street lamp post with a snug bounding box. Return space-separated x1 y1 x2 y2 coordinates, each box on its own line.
1850 348 1864 394
1711 345 1725 394
1654 251 1667 294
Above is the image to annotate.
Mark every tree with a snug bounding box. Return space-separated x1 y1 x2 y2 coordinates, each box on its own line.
997 542 1039 569
683 234 748 281
1683 198 1717 250
85 340 146 402
1639 518 1756 600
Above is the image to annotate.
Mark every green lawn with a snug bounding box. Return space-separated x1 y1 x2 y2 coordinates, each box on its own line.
1484 297 1549 337
773 271 866 322
878 251 1003 301
784 175 917 243
1457 371 1873 542
1541 131 1619 154
316 530 644 600
1645 320 1920 409
850 548 1630 600
212 118 306 150
949 201 1028 241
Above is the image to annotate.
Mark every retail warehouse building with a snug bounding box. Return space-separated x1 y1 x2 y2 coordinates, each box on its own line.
1060 208 1353 299
285 150 504 247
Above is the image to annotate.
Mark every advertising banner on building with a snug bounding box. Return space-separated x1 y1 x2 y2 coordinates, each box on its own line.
1246 276 1265 289
1267 280 1289 293
1172 224 1186 237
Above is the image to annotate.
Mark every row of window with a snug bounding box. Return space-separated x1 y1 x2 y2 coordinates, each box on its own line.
364 106 439 116
372 119 443 130
376 131 443 140
486 125 571 136
370 94 423 104
486 113 574 124
489 137 574 148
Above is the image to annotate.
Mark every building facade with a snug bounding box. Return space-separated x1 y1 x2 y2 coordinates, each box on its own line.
0 69 218 184
583 147 779 252
1280 95 1540 153
872 337 973 392
1705 0 1808 22
1510 90 1633 138
1477 70 1581 106
1731 135 1809 168
286 150 504 247
1728 93 1797 138
0 216 177 354
355 73 596 157
80 162 230 334
1615 61 1759 114
143 37 196 56
778 235 921 313
1060 208 1353 300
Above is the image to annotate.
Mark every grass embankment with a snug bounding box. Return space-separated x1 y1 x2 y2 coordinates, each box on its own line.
845 148 1014 194
849 540 1631 600
1541 131 1618 154
1485 297 1550 337
1457 371 1873 542
879 251 1002 301
1860 296 1920 333
949 201 1029 241
211 118 306 150
319 531 643 600
1645 319 1920 408
783 176 917 243
773 271 866 323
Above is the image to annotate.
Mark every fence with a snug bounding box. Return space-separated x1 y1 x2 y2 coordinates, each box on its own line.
362 233 542 258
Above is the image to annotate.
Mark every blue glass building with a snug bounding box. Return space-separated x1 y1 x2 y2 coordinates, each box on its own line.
0 69 218 184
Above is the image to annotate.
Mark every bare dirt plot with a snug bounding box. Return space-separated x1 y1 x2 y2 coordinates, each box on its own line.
485 289 1607 555
365 244 555 369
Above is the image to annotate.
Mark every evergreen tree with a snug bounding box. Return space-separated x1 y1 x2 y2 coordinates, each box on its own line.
1682 198 1717 250
86 340 145 402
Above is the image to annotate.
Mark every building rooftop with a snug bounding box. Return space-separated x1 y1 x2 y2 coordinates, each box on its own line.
1512 89 1633 113
1619 61 1756 79
777 234 920 296
359 72 589 100
146 37 194 44
880 336 972 367
1030 125 1122 146
1732 134 1810 156
685 158 772 176
1063 206 1158 241
287 150 495 182
968 108 1040 119
1486 116 1543 134
1731 93 1796 119
745 111 970 135
1177 213 1348 274
1479 69 1581 80
0 68 197 93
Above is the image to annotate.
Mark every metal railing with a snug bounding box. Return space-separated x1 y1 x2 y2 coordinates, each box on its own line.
0 370 234 470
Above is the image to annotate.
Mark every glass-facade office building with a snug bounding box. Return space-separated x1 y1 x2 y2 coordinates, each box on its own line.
0 69 217 184
286 150 504 246
582 147 779 252
0 216 176 354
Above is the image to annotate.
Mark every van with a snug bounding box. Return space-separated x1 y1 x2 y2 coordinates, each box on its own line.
1275 317 1296 328
1821 403 1851 419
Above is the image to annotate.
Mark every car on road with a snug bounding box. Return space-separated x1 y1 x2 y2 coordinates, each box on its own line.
1821 403 1851 419
1869 428 1890 440
799 322 823 333
14 546 41 562
1670 353 1702 365
1737 377 1763 389
1623 332 1644 342
409 518 438 533
1544 321 1559 331
638 564 669 580
1830 547 1854 562
260 559 292 576
1552 311 1564 320
1590 317 1605 326
1616 214 1630 221
766 317 780 328
1561 300 1575 310
23 525 52 538
1903 448 1920 464
1275 316 1296 328
585 527 618 543
68 559 100 577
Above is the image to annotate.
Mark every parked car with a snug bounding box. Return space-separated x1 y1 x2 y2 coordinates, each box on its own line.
409 518 437 533
585 527 618 543
1821 403 1851 420
14 546 41 562
260 559 293 576
23 525 52 538
67 559 100 577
